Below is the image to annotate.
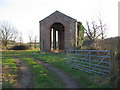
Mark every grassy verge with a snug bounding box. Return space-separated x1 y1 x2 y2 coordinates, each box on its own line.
2 57 18 88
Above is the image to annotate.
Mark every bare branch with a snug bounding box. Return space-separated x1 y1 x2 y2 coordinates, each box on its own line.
0 21 18 49
85 18 107 41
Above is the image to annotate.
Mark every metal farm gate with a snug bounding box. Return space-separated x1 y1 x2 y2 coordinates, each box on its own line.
66 50 111 78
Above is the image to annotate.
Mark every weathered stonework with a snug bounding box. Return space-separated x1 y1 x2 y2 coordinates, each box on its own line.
39 11 78 51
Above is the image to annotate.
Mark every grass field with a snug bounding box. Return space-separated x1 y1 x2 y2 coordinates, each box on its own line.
2 50 111 88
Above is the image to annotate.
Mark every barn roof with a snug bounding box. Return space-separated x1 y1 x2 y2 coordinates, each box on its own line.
39 10 77 22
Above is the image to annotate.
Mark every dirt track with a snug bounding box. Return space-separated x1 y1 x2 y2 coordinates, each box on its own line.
33 58 81 88
14 58 32 88
13 58 81 88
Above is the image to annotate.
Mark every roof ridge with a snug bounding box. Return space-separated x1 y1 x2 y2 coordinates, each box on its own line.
39 10 77 22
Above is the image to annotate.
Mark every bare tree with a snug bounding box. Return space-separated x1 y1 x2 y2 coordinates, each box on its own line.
34 36 38 49
18 33 23 45
98 18 107 39
85 19 107 41
28 33 33 47
0 21 18 49
85 21 101 41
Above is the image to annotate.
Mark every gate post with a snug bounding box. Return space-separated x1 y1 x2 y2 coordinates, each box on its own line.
110 49 117 87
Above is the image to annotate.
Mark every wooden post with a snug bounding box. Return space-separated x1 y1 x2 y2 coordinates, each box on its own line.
110 49 116 87
117 38 120 88
88 51 91 72
115 38 120 88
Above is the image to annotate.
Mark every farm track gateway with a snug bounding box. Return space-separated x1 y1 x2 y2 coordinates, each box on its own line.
32 58 81 88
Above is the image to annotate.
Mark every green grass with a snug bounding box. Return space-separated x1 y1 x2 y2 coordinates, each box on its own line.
20 57 62 88
2 57 18 88
29 51 111 88
2 50 62 88
2 50 111 88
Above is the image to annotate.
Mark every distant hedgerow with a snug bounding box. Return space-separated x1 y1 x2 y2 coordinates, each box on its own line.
9 45 30 50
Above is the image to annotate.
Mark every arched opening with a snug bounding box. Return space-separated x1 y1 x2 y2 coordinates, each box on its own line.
50 23 65 51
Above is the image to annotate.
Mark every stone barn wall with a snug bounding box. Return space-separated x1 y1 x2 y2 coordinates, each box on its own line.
39 11 78 51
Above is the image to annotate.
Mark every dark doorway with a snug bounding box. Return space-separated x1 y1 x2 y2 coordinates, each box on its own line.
50 23 65 51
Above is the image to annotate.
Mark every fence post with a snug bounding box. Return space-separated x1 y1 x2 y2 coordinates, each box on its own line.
110 50 116 87
66 50 69 61
116 38 120 88
88 51 91 71
66 50 68 57
66 50 69 64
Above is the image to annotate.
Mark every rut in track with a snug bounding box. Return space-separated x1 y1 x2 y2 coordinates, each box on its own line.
33 58 82 88
14 58 32 88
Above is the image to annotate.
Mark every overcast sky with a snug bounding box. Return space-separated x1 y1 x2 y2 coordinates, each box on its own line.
0 0 119 42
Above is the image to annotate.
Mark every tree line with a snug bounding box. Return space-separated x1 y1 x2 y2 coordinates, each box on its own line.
0 21 38 49
0 16 107 50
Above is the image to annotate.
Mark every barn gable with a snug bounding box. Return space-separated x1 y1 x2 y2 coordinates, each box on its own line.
40 10 77 23
39 11 80 52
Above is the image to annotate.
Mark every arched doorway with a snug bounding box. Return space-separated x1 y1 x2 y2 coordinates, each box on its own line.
50 23 65 51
